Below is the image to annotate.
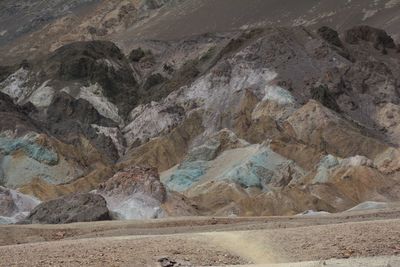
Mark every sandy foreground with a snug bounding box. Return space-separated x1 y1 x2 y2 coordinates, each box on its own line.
1 207 400 267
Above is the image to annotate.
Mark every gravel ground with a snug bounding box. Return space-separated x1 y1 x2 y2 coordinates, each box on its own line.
206 219 400 263
0 235 247 266
1 208 400 266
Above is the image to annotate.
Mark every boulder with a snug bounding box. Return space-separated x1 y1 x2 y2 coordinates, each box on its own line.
21 193 110 224
98 166 166 202
97 166 167 219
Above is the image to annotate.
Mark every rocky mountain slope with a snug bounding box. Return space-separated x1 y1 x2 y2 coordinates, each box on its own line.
1 0 400 223
1 0 400 65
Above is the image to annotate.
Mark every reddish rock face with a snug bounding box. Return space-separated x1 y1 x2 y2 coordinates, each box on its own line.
98 166 167 203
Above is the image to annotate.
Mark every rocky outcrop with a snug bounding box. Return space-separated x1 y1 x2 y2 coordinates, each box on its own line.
310 84 341 113
46 92 120 162
120 111 204 172
0 43 128 189
306 156 395 211
97 166 167 219
0 186 40 224
284 100 387 159
18 166 115 201
47 92 116 127
345 25 396 49
318 26 344 48
0 91 38 134
21 193 111 224
96 166 193 220
184 180 334 216
43 40 138 116
0 90 91 189
164 129 250 191
98 166 166 203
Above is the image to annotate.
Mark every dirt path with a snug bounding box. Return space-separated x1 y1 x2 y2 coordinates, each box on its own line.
202 232 281 264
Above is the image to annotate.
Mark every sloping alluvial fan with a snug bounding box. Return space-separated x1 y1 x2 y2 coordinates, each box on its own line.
1 0 400 223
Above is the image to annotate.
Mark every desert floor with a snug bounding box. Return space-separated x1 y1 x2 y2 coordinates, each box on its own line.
1 206 400 266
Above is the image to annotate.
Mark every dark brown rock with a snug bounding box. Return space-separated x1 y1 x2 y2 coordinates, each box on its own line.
47 92 116 127
345 25 396 49
21 193 111 224
129 47 146 62
44 40 139 116
318 26 343 48
310 84 341 113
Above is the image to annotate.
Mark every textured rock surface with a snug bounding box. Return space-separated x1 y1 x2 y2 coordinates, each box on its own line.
1 2 400 219
0 186 40 224
18 166 114 201
345 25 396 49
96 166 194 219
21 193 110 224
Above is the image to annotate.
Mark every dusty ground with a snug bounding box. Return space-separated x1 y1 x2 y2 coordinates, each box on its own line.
1 207 400 266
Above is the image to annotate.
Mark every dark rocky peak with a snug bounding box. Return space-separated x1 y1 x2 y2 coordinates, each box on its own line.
0 91 37 117
49 41 125 66
0 65 18 83
129 47 148 62
38 40 139 116
44 40 131 81
0 92 39 134
318 26 344 48
310 84 341 113
45 92 120 163
0 91 19 113
345 25 396 49
46 91 116 127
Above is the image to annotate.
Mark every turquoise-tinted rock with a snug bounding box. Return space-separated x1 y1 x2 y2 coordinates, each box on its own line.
0 137 58 165
312 154 340 184
165 161 209 192
218 150 273 189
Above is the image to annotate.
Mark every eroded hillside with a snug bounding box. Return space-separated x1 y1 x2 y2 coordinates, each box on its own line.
2 14 400 221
